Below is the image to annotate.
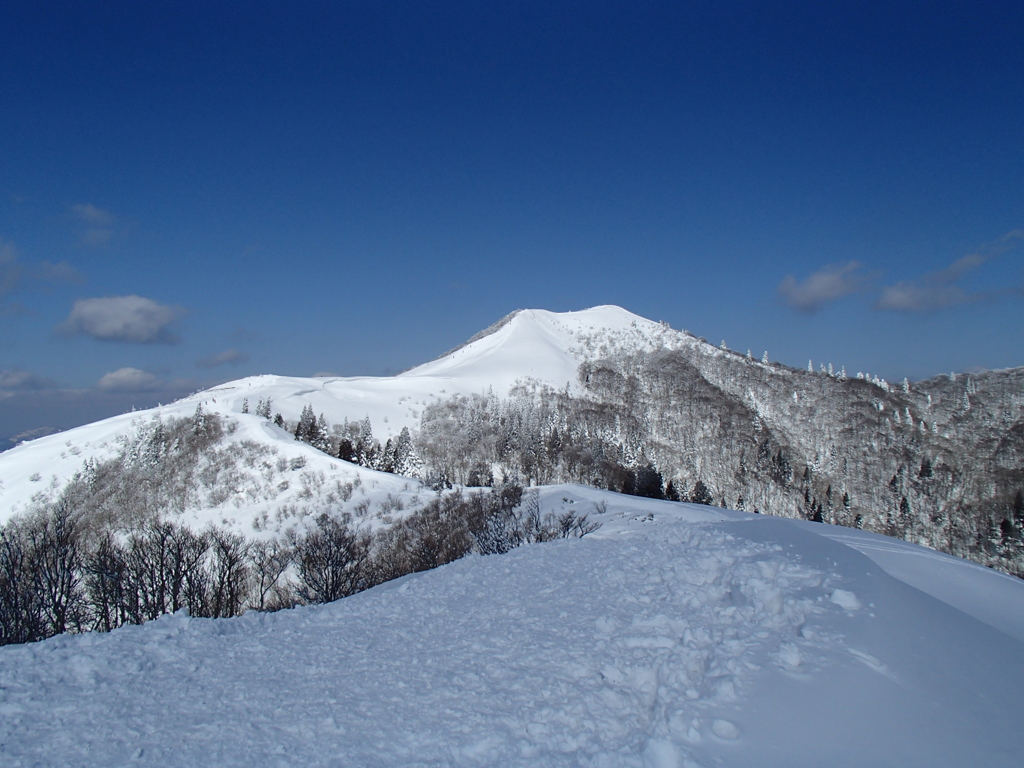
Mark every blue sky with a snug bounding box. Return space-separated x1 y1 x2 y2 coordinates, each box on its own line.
1 1 1022 442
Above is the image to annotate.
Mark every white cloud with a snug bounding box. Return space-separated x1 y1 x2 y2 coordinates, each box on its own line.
778 261 869 313
876 231 1024 312
197 348 249 368
71 203 114 225
96 367 162 392
70 204 116 247
59 295 183 344
0 369 52 392
0 239 24 296
875 277 973 312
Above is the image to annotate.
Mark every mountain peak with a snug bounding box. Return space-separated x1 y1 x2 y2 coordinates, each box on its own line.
400 305 674 388
430 305 658 363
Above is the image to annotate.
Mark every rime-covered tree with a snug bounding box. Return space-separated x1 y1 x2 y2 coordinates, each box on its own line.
294 405 317 444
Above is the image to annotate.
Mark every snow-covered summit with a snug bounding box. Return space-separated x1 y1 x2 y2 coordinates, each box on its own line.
402 305 676 389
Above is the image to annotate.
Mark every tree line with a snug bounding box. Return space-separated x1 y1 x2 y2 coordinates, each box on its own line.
259 346 1024 579
1 473 598 646
364 348 1024 577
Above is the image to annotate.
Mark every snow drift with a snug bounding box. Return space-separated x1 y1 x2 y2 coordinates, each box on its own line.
2 487 1022 767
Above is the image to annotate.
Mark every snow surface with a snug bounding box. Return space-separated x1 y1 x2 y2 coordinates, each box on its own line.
2 486 1022 767
0 400 422 537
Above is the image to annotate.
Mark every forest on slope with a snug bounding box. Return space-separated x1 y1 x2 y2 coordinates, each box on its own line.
400 341 1024 577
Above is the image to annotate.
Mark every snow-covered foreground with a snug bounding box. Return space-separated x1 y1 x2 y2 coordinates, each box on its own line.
2 487 1023 767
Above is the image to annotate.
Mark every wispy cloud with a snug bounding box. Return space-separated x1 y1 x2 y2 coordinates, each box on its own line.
0 239 25 296
71 203 116 247
36 260 86 285
0 374 198 444
197 348 249 368
1 239 85 305
0 369 53 392
0 369 54 404
59 295 183 344
876 230 1024 312
875 261 978 311
71 203 114 225
80 229 114 247
96 367 163 392
778 261 871 313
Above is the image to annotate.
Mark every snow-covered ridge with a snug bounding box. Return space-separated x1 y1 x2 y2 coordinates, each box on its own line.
0 305 683 527
425 308 525 362
2 487 1023 766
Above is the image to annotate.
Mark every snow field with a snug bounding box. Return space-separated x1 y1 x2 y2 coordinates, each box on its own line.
0 515 824 767
0 405 425 537
8 488 1019 767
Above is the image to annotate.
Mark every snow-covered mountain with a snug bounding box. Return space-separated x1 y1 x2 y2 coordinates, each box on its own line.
3 486 1023 766
3 306 1024 765
2 303 1022 578
0 306 682 529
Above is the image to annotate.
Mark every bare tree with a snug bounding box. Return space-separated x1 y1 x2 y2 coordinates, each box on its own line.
295 515 369 604
83 532 127 633
0 523 44 645
207 528 250 618
25 499 85 636
249 539 294 611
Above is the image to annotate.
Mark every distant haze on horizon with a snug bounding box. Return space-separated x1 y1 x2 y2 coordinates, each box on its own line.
1 1 1022 442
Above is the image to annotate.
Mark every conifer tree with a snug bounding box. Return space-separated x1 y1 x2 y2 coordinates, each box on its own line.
689 480 714 505
295 405 316 443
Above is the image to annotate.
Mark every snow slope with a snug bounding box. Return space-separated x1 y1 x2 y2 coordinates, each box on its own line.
0 306 688 526
2 486 1022 767
0 399 424 536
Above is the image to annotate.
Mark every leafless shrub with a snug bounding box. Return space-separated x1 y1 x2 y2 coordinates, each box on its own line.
294 514 370 603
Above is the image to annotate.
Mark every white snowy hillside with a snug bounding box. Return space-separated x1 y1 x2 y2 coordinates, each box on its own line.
0 306 686 529
403 305 679 392
3 487 1023 767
